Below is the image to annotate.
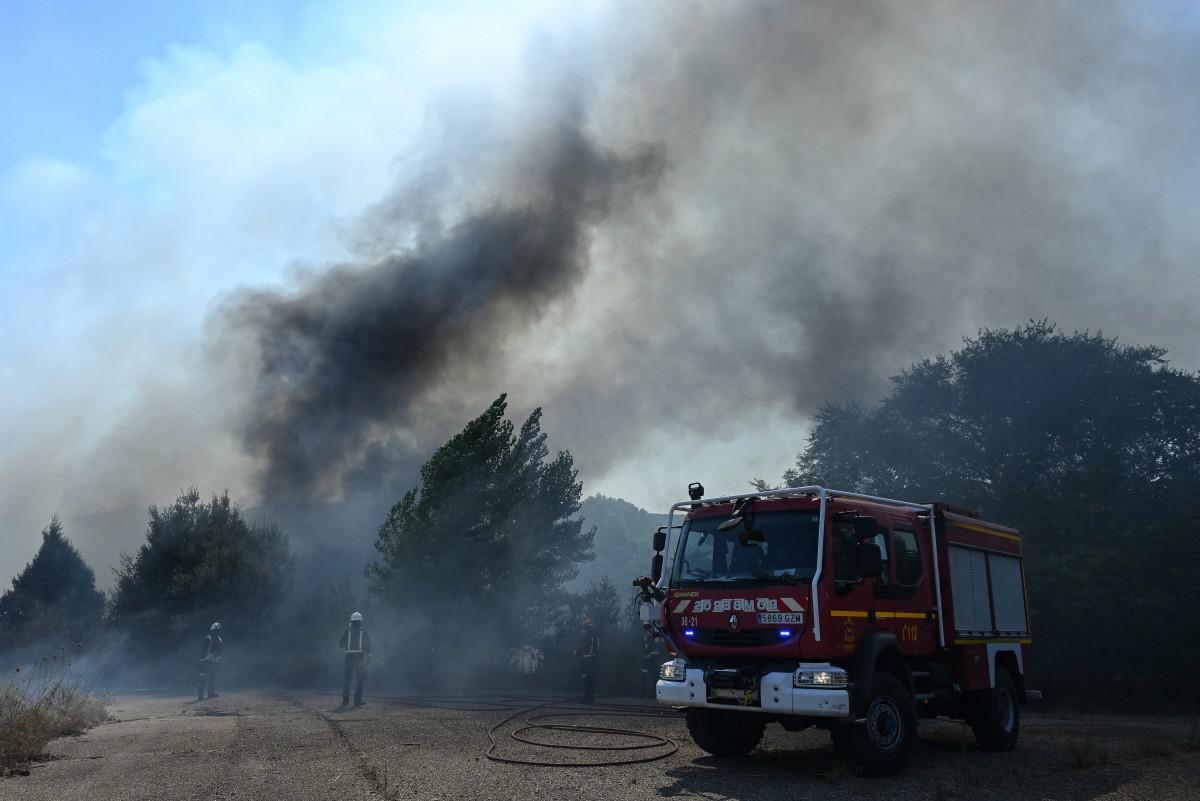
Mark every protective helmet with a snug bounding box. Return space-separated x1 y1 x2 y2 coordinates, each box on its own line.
350 612 363 623
210 622 221 631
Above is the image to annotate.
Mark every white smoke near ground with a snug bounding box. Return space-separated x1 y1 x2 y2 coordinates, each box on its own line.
2 1 1200 588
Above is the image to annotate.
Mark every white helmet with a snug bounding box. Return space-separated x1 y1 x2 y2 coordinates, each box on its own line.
210 622 221 631
350 612 363 623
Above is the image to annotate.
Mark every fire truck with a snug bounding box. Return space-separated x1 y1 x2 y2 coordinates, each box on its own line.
636 484 1032 776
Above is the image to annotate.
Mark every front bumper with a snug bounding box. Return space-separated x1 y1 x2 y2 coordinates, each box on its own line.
656 668 850 717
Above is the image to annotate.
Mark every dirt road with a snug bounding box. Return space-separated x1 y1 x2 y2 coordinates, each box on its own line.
5 691 1197 800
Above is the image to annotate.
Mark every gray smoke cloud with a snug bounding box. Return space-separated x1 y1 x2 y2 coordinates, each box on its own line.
217 1 1200 507
216 104 663 500
5 1 1199 589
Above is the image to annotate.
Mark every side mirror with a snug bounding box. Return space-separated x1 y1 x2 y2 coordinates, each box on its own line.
853 516 877 541
651 553 664 583
652 527 667 552
855 541 883 578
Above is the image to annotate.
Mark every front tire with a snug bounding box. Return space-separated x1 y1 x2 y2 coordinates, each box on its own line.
685 708 765 757
971 668 1020 751
849 672 917 777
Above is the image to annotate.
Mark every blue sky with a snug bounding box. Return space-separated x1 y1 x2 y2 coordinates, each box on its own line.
1 1 294 170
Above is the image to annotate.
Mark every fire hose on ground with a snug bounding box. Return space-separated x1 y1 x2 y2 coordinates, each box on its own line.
484 698 680 768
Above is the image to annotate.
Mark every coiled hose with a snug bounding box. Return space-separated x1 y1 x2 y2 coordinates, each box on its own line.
485 699 680 767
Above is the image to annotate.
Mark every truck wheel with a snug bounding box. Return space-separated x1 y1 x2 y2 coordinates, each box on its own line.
972 668 1020 751
849 672 917 777
685 708 765 757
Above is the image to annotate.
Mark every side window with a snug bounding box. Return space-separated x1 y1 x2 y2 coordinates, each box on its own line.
833 522 858 582
872 530 891 583
893 528 922 586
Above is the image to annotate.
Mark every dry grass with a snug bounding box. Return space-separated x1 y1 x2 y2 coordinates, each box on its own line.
0 655 108 771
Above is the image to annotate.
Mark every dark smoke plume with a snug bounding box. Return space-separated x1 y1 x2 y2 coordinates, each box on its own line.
219 119 661 501
214 0 1200 510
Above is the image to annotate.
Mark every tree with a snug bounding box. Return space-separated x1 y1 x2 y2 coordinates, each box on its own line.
0 516 104 654
780 322 1200 706
110 489 291 651
368 395 594 663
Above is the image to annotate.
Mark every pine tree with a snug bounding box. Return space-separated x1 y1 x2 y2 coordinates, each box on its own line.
0 516 105 653
368 395 594 661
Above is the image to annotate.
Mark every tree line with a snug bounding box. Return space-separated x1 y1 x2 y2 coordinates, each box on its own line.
0 395 622 692
1 322 1196 707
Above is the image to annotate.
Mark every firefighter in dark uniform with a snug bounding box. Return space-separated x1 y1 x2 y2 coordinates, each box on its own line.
575 616 599 703
639 630 659 699
339 612 371 707
198 622 222 700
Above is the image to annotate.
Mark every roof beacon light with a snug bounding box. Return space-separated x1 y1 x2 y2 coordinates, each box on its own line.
687 482 704 501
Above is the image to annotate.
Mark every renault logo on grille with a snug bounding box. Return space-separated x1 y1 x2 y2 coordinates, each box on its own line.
728 614 739 631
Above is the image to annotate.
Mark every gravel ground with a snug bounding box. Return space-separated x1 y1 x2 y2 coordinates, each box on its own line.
4 690 1197 800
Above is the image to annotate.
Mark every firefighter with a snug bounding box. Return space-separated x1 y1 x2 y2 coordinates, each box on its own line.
575 616 599 703
639 630 659 699
339 611 371 708
198 622 222 700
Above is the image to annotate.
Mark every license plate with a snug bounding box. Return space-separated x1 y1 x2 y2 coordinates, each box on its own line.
757 612 802 624
711 688 760 706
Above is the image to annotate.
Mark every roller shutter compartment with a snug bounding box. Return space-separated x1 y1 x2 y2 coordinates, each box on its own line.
949 545 991 634
988 553 1028 635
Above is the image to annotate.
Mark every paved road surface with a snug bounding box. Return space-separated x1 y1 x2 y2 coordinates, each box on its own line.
6 691 1198 800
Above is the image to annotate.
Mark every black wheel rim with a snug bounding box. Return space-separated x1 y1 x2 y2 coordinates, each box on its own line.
867 696 903 753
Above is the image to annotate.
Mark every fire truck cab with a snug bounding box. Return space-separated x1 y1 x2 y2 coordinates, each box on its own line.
638 485 1031 776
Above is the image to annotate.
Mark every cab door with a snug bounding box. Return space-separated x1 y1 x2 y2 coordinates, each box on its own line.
828 518 893 657
886 523 937 655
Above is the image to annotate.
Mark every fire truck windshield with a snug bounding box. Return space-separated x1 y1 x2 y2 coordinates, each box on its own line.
672 510 820 587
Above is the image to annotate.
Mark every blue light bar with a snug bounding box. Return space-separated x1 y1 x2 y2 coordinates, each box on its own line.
684 629 696 637
778 629 792 637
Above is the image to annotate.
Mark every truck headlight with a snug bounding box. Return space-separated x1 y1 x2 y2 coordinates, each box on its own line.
659 659 687 682
794 665 848 688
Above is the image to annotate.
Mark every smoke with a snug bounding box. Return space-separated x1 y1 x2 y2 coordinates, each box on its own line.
217 103 662 500
215 1 1200 509
4 1 1200 587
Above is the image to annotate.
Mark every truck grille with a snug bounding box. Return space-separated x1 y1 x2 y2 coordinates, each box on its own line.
691 628 778 647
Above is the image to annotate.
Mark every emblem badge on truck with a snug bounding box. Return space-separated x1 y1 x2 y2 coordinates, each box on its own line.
728 614 739 631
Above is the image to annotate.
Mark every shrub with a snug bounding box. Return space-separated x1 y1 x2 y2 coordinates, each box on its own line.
0 656 108 770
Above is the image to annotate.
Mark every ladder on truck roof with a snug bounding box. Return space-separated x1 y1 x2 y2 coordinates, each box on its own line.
662 486 947 648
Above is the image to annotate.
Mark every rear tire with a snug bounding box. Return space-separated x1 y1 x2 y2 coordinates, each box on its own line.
971 668 1020 751
849 672 917 777
685 708 765 757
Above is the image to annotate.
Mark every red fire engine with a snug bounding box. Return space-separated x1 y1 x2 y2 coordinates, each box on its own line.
636 484 1032 776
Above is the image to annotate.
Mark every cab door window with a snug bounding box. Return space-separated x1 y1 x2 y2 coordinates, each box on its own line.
892 528 923 587
833 521 859 582
871 530 892 584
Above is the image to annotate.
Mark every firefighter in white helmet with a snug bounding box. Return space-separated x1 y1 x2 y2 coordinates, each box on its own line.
339 612 371 707
198 622 222 700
